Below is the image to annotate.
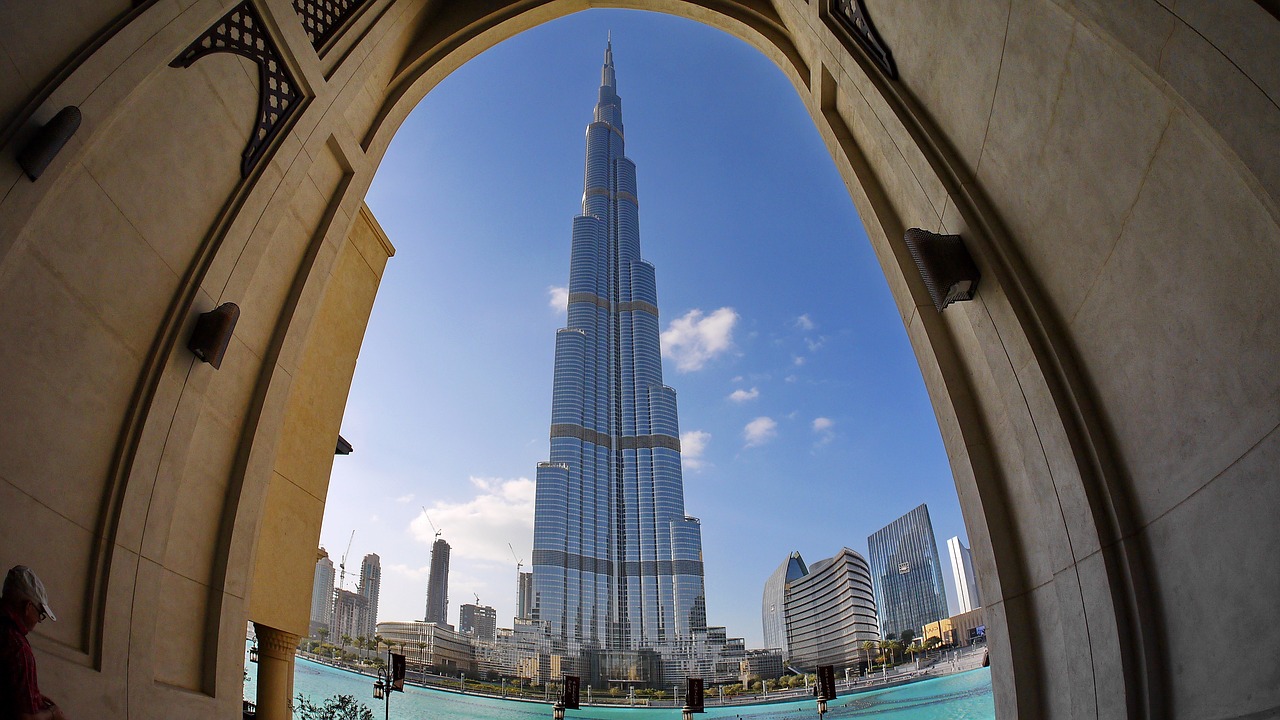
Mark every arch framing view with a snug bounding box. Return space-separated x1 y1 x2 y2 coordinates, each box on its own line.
0 2 1276 719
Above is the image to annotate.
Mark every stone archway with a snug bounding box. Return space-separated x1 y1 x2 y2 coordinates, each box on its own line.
0 2 1275 720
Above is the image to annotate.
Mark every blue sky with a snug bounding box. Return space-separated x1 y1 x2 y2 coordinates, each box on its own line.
321 9 967 648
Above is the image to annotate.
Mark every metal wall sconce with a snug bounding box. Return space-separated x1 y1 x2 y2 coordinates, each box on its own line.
187 302 240 369
336 435 354 455
18 106 81 181
249 641 259 663
903 228 981 312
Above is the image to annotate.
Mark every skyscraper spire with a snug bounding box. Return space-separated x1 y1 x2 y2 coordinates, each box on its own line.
601 36 616 90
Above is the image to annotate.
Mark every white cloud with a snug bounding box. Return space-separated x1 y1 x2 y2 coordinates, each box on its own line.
661 307 738 372
681 430 711 470
795 314 815 331
394 493 415 504
785 375 798 383
743 416 778 447
730 376 744 383
813 417 836 446
410 477 536 566
805 336 826 353
548 286 569 313
793 355 806 366
728 387 759 403
387 563 430 580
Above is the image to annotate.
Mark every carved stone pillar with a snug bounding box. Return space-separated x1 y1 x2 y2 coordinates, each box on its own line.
254 623 301 720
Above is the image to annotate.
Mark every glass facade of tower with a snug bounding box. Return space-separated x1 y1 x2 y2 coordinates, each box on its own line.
531 42 707 657
947 536 981 614
761 552 808 653
358 553 381 640
867 504 949 639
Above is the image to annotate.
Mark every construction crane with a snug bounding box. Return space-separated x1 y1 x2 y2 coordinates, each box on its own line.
338 529 355 591
508 542 523 574
474 593 481 605
422 506 442 540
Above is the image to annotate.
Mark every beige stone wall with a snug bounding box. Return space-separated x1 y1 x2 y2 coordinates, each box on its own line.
250 203 394 636
0 1 1275 719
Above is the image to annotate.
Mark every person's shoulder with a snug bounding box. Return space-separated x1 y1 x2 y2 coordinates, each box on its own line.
0 616 27 653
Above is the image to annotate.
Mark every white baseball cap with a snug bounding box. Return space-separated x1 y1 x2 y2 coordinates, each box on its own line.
4 566 57 621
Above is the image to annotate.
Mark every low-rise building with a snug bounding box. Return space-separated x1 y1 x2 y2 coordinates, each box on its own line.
921 607 985 647
376 620 475 674
739 648 784 684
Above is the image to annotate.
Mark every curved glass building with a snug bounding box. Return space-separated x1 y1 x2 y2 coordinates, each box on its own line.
531 42 707 661
761 552 808 654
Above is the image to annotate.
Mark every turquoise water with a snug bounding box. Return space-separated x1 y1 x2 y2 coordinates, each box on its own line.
249 657 994 719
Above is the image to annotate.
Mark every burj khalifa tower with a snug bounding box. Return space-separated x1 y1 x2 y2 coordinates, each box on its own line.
530 41 708 660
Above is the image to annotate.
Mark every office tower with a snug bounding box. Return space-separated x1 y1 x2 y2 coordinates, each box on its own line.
460 603 498 641
310 549 336 636
761 549 879 668
530 41 708 659
358 553 381 639
516 571 533 621
867 504 949 639
425 537 451 625
947 536 981 614
761 552 808 654
783 548 880 668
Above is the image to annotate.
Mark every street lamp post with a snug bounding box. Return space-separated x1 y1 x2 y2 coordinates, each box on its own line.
371 649 403 720
372 674 390 720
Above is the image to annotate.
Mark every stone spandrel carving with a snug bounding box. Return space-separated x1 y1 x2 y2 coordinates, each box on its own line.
831 0 898 79
292 0 368 51
170 1 303 178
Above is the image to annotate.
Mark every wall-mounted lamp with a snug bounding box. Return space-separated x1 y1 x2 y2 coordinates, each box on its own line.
249 641 259 663
903 228 981 312
336 435 353 455
18 106 82 181
187 302 240 369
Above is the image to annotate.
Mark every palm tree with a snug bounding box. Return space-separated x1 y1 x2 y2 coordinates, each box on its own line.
878 639 902 668
340 634 352 660
374 634 387 659
862 639 879 670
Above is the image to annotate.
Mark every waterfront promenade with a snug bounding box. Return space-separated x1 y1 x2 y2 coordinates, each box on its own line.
245 650 993 718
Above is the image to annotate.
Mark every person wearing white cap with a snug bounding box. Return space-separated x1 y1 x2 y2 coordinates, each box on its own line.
1 566 68 720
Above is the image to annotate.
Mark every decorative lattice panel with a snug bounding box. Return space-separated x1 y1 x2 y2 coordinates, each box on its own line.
170 1 303 177
292 0 367 51
830 0 898 79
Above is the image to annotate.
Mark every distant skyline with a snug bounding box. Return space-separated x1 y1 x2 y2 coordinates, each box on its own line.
320 9 967 648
